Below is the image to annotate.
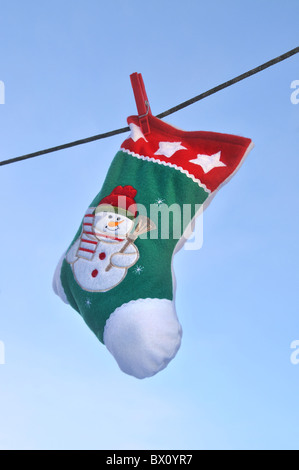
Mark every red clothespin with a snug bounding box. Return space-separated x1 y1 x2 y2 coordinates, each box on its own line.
130 73 152 135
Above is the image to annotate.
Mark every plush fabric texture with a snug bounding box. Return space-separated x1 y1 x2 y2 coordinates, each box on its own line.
53 114 253 378
104 298 182 379
96 185 138 218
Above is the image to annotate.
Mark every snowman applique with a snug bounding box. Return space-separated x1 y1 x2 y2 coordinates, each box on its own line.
66 186 139 292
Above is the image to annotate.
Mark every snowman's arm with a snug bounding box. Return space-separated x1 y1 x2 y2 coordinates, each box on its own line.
111 243 139 268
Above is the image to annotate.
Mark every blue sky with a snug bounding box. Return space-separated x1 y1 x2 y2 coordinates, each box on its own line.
0 0 298 450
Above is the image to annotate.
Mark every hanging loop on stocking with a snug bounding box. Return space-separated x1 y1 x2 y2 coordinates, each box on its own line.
130 72 152 135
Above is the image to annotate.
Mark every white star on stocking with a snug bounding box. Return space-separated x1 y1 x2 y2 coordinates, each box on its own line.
128 123 148 142
189 151 226 174
154 141 187 158
154 197 165 207
134 265 144 275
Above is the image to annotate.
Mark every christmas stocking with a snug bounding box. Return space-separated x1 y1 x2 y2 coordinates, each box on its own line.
53 103 253 379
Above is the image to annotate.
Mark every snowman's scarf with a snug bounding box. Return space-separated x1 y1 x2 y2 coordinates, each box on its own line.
77 208 98 260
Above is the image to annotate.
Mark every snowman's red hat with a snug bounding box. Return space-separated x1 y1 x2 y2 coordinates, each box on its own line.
95 185 138 219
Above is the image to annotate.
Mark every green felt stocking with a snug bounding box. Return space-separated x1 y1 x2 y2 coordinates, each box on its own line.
53 113 253 378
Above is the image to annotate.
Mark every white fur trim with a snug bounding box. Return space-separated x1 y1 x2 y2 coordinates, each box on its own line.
52 253 69 305
121 147 211 194
104 298 182 379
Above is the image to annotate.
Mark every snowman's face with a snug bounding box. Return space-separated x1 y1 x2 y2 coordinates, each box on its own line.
93 211 134 242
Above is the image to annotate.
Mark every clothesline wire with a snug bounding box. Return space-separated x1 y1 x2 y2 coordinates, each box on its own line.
1 46 298 167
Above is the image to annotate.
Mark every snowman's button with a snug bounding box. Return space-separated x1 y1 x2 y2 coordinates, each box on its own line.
99 252 106 260
91 269 98 278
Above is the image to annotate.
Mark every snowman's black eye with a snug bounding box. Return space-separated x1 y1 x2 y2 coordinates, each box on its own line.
108 215 113 219
117 217 121 221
